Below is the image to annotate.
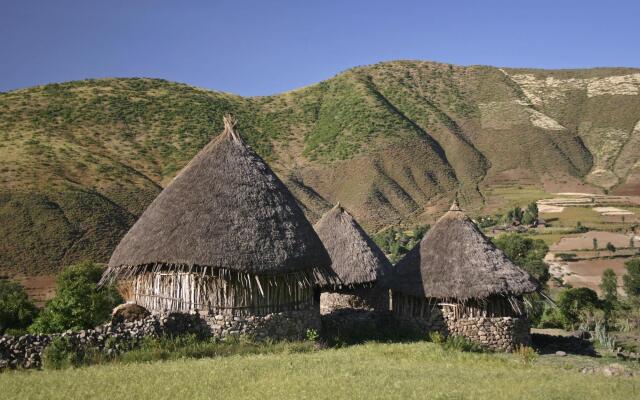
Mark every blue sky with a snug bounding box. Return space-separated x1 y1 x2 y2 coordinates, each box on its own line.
1 0 639 96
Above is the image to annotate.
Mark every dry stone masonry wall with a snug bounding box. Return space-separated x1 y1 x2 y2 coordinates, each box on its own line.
200 306 321 341
442 313 531 352
0 308 321 372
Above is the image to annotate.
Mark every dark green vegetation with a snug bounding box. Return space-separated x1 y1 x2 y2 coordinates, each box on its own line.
623 258 640 301
1 61 640 275
372 224 429 264
0 280 37 335
28 262 121 333
493 233 550 284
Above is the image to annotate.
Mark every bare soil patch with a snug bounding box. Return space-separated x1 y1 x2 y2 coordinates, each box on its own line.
1 274 56 307
551 231 635 251
564 258 627 294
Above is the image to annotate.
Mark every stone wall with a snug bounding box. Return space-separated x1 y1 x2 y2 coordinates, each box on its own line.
391 303 531 352
0 313 207 371
442 311 531 352
200 305 320 341
0 307 320 371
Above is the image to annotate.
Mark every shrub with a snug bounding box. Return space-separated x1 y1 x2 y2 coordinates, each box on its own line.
538 305 566 329
622 258 640 301
515 345 538 365
557 287 601 330
43 337 82 369
600 268 618 304
493 234 550 284
29 261 122 333
606 242 616 253
0 280 38 334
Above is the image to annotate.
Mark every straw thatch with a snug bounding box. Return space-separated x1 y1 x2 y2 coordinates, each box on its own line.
385 201 538 301
313 204 391 288
102 116 334 287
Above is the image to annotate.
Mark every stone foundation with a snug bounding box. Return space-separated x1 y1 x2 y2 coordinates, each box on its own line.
200 305 321 341
442 313 531 352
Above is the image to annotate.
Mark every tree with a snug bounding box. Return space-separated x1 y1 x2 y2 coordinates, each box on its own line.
557 287 601 329
29 261 122 333
0 280 38 334
630 235 635 249
494 233 550 284
623 258 640 301
606 242 616 253
526 202 539 220
521 211 535 226
593 238 599 256
600 268 618 304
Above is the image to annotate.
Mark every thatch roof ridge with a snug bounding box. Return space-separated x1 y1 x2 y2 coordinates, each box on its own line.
385 203 538 300
314 204 391 288
105 116 333 281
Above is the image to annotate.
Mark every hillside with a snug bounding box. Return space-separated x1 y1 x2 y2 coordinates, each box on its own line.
1 60 640 275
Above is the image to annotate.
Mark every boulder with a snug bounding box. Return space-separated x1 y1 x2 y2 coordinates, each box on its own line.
111 303 150 324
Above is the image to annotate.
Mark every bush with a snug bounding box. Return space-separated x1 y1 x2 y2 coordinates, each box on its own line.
29 261 122 333
493 234 550 284
0 280 38 334
600 268 618 304
557 288 601 330
538 306 566 329
43 337 82 369
622 258 640 301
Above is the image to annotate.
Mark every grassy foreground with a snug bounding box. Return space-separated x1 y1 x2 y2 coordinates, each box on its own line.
2 342 638 400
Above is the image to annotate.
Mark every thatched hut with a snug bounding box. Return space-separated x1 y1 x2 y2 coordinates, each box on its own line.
385 201 539 351
101 116 335 340
313 204 391 314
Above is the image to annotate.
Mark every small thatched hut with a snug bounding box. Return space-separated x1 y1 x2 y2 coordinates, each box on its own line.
385 201 539 351
102 116 335 340
313 204 391 314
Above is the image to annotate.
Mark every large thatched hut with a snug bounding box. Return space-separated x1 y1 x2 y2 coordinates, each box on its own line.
101 116 335 340
313 204 391 314
385 201 539 351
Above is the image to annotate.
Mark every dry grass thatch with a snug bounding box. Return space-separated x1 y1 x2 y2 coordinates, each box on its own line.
384 201 538 301
102 116 335 287
313 204 391 288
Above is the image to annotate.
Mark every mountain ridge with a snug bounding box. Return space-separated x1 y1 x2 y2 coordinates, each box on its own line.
1 60 639 274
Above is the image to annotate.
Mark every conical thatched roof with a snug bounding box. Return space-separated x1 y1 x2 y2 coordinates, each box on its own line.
103 116 333 284
314 204 391 288
385 201 538 300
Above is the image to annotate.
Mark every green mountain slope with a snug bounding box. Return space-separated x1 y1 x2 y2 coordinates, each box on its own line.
1 61 639 274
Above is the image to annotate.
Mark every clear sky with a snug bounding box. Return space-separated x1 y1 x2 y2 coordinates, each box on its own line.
1 0 639 96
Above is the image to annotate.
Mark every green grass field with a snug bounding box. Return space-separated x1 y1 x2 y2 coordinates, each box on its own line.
2 342 638 400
